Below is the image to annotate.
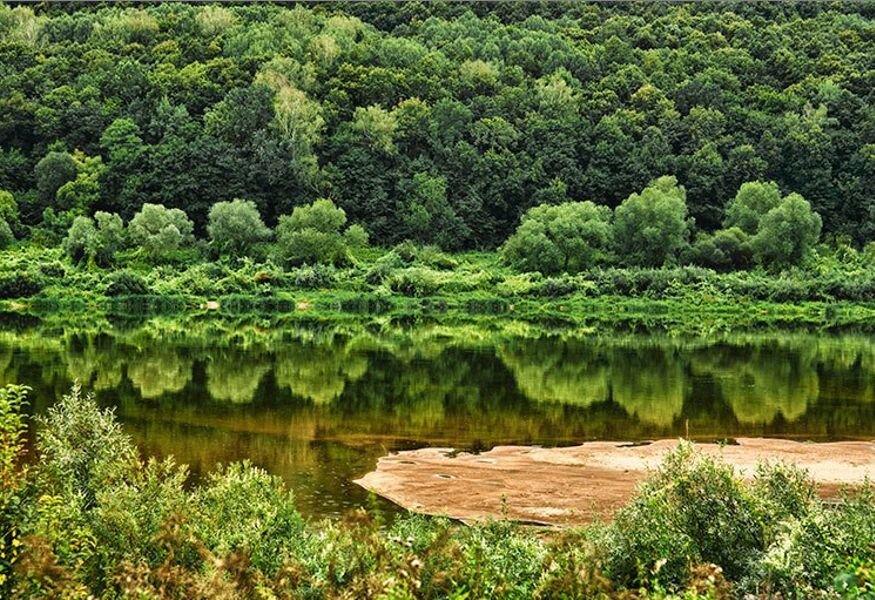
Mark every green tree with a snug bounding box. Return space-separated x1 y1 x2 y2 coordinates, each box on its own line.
207 199 271 257
63 211 125 266
33 150 77 215
724 181 782 235
613 176 689 267
275 198 350 266
686 227 752 272
63 216 97 264
501 201 612 274
751 193 822 270
128 204 194 262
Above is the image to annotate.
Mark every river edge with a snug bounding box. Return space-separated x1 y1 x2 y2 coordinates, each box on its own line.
355 438 875 527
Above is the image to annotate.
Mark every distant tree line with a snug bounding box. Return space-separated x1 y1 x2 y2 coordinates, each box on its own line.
0 2 873 255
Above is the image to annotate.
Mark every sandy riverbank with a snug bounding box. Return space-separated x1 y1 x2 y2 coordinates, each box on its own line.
355 438 875 526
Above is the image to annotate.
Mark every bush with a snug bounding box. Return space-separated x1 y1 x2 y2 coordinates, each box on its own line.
502 201 612 275
0 218 13 250
275 198 350 266
614 176 689 267
207 199 271 257
752 193 822 271
129 203 195 263
104 270 151 296
293 264 336 289
607 443 765 588
388 268 442 297
0 271 43 299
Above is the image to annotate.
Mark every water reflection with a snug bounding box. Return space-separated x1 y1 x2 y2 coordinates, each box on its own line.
5 324 875 518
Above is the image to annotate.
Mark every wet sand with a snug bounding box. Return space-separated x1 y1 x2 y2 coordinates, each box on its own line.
354 438 875 526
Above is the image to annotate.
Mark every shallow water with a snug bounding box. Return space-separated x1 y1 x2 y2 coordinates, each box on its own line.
7 323 875 519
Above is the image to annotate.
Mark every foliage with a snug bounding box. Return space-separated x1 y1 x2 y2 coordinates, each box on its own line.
0 385 29 592
0 3 873 248
207 199 271 257
63 212 125 267
614 176 689 267
103 270 151 297
501 201 612 274
128 203 194 263
275 198 353 266
686 227 752 272
1 387 874 598
752 193 823 271
723 181 782 235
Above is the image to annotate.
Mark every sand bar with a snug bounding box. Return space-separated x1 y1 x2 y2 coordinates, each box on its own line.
354 438 875 526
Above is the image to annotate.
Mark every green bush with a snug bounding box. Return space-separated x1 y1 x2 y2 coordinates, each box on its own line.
0 271 43 299
104 270 151 296
389 268 443 297
293 264 336 289
607 443 765 588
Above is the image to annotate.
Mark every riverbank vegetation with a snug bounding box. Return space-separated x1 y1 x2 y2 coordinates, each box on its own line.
2 2 875 320
2 384 874 599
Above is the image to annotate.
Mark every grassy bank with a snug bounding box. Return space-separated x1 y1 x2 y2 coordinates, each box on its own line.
4 245 875 334
2 384 875 599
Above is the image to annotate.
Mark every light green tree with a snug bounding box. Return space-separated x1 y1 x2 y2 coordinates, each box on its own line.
613 176 689 267
207 199 271 257
724 181 782 234
501 201 612 274
129 203 194 262
275 198 353 266
64 211 125 266
751 193 822 270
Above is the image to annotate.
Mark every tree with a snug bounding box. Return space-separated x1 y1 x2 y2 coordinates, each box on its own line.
0 190 19 241
723 181 782 235
63 216 97 264
751 193 822 270
0 218 12 250
128 204 194 262
207 199 271 257
687 227 752 272
275 198 350 266
613 176 689 267
64 211 125 266
501 201 612 274
33 150 77 216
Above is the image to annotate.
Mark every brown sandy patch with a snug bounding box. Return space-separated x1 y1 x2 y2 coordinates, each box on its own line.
354 438 875 527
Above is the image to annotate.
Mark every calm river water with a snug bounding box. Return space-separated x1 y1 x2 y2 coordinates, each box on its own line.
7 322 875 519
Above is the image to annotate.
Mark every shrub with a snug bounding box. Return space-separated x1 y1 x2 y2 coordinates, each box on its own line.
35 384 138 508
388 268 442 297
275 198 350 266
128 203 195 263
0 385 29 595
207 199 271 257
0 218 12 250
0 271 43 299
343 223 369 250
614 176 689 267
293 264 336 289
104 270 151 296
607 443 764 588
502 201 612 274
752 193 822 271
724 181 782 235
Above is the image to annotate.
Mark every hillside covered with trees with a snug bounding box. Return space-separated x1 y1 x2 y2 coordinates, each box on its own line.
1 1 874 256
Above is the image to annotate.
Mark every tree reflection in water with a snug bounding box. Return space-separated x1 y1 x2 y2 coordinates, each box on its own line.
5 324 875 518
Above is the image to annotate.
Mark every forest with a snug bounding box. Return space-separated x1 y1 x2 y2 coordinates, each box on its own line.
0 1 873 262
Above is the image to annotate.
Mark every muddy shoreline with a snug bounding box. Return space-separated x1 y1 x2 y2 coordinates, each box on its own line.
355 438 875 526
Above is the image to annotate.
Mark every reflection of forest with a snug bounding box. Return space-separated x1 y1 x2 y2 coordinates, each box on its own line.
4 327 875 441
6 323 875 519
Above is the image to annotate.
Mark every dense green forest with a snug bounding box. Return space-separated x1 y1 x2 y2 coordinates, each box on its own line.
1 1 874 259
